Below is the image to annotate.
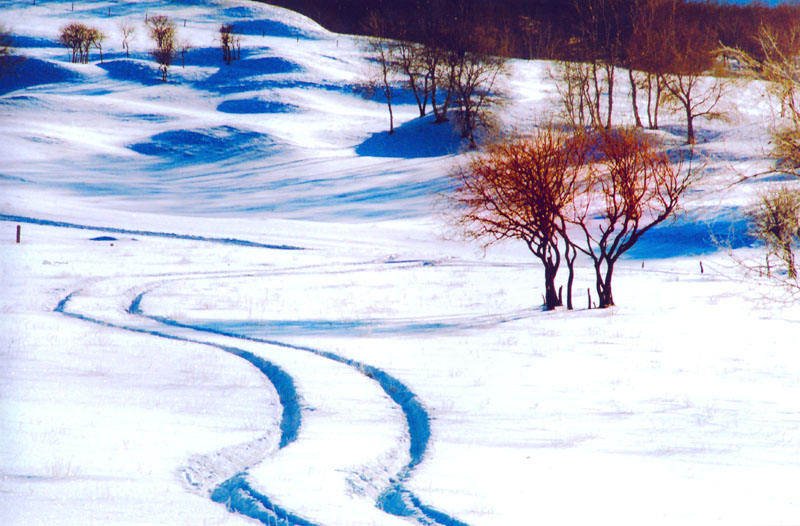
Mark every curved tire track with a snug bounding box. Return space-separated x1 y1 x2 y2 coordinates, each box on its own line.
30 213 472 525
130 291 470 526
54 292 318 526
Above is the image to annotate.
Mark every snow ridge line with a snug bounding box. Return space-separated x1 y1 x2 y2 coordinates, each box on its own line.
130 294 470 526
54 293 318 526
0 214 305 251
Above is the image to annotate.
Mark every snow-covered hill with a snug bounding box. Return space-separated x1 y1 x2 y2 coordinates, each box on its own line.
1 1 799 525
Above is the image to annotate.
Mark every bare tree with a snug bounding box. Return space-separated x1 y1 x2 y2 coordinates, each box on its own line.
177 38 192 68
748 187 800 280
425 44 456 124
59 22 87 63
624 0 662 128
90 28 106 64
220 23 234 65
146 15 176 82
662 72 729 145
550 61 599 130
119 21 135 58
660 6 730 144
725 26 800 175
452 127 583 310
568 129 695 307
392 38 430 117
450 51 507 148
441 24 509 149
571 0 631 130
362 13 397 134
623 0 671 130
58 23 103 64
234 33 242 61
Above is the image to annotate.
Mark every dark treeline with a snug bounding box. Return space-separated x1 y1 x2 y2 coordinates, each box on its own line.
257 0 800 62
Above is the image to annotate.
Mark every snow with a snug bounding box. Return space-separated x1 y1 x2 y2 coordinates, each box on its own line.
1 0 799 525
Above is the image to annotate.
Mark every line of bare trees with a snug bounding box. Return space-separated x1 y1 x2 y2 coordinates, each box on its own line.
453 127 696 310
361 6 509 148
58 14 192 82
550 0 732 145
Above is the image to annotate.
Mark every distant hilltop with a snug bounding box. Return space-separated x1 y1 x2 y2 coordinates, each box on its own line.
258 0 800 62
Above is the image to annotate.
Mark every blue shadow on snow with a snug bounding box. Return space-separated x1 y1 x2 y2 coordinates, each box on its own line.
129 126 277 163
624 209 757 260
231 19 317 40
97 60 163 86
356 115 464 158
218 98 299 114
193 54 301 94
0 57 78 95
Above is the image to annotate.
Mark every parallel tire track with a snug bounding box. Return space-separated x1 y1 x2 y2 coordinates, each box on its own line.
54 292 318 526
130 292 470 526
29 214 470 525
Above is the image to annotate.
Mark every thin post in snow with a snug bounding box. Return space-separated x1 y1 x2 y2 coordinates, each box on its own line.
700 261 704 274
16 225 21 244
587 288 592 310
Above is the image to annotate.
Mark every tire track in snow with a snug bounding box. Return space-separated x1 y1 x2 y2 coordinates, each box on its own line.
0 214 304 251
31 211 470 525
130 292 471 526
54 292 319 526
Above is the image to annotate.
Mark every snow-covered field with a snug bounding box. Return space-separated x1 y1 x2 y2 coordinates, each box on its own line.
1 1 799 525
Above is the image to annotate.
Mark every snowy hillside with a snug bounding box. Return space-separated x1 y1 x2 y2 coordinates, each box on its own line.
1 1 799 525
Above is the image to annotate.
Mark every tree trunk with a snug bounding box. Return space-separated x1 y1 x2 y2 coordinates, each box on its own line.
543 265 563 310
407 71 426 118
629 69 642 128
605 64 614 129
685 103 695 144
592 62 602 128
783 242 797 279
565 245 576 310
384 73 394 134
646 73 654 128
596 263 615 308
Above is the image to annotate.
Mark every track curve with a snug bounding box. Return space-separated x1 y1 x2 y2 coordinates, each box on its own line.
130 290 470 526
55 292 318 526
